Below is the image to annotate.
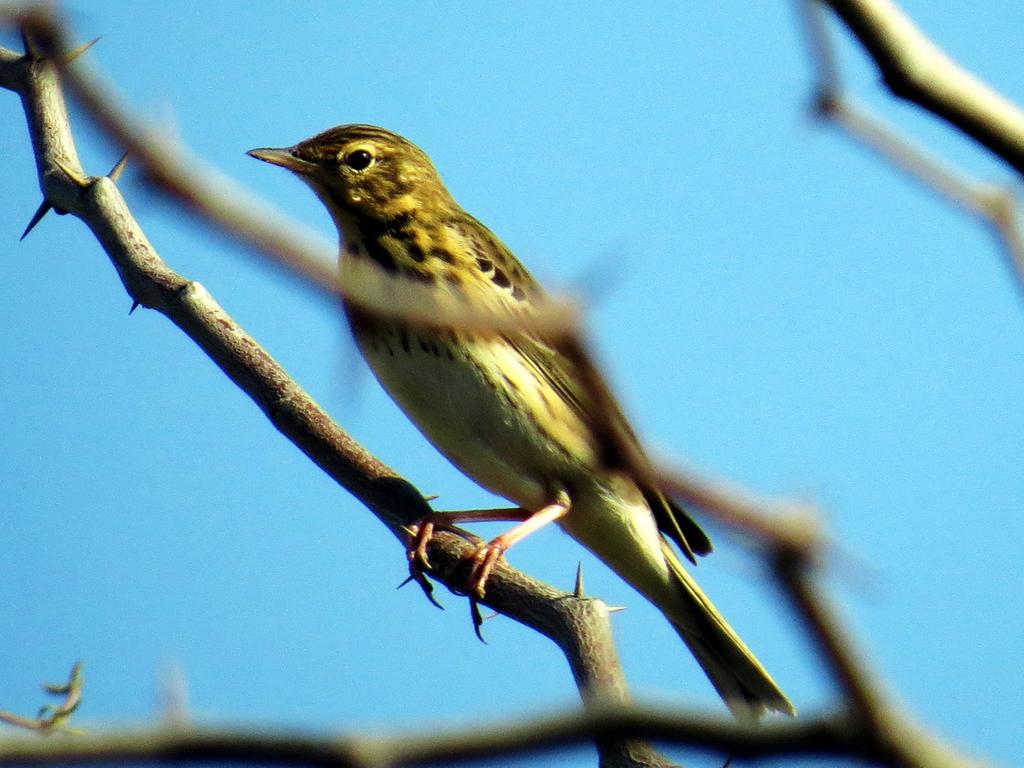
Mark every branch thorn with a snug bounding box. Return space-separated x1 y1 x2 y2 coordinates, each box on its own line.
62 36 101 65
107 152 129 182
19 28 42 61
573 561 585 597
54 159 90 189
401 566 444 610
20 200 53 240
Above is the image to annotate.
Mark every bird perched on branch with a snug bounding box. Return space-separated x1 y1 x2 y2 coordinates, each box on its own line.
249 125 793 718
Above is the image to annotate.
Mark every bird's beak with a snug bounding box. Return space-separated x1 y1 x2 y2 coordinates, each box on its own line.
246 146 312 173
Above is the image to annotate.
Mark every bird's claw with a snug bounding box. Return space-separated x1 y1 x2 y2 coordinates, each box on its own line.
400 521 444 609
469 596 487 642
466 539 508 600
405 518 437 572
403 514 480 572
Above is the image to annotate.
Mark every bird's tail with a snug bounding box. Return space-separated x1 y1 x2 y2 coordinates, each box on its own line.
660 539 795 719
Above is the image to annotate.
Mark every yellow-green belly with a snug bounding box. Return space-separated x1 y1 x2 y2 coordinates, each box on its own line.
350 315 589 510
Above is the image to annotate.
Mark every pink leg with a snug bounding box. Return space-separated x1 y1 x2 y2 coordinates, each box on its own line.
466 498 571 599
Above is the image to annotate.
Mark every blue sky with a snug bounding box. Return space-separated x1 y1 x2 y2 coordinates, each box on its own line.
1 3 1022 766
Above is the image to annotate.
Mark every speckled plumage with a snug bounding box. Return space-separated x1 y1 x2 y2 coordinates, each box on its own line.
249 125 793 718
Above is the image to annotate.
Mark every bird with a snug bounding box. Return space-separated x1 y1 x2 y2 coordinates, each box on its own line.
248 125 793 718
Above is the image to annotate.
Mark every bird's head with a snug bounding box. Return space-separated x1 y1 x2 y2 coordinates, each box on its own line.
248 124 453 226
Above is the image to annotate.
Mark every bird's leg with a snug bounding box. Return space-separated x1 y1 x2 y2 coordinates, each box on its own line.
466 497 570 599
405 507 533 572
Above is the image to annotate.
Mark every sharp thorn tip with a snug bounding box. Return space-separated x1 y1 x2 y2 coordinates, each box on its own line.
573 561 585 597
54 159 89 188
20 29 39 59
20 201 52 240
63 36 101 64
107 152 129 182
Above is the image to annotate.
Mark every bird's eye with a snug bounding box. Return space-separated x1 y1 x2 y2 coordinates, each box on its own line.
344 149 374 171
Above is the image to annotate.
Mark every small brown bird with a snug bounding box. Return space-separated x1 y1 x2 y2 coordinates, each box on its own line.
249 125 793 718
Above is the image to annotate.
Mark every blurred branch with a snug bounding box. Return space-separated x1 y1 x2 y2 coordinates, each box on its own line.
803 0 1024 295
659 460 983 767
6 8 580 339
766 553 976 768
0 700 970 767
655 463 822 554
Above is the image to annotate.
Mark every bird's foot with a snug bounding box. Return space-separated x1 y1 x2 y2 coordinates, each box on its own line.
465 537 509 600
401 514 481 609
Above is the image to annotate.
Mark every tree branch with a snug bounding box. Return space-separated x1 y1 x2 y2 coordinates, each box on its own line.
823 0 1024 176
805 0 1024 297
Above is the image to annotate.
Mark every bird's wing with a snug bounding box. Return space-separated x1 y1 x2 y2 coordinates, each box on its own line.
506 329 712 563
465 218 713 561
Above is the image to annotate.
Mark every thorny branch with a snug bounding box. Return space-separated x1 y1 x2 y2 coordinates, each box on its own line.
0 3 1005 766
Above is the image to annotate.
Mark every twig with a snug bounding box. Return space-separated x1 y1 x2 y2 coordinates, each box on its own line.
656 462 822 554
11 8 834 561
772 554 983 768
0 662 83 733
823 0 1024 175
804 0 1024 295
